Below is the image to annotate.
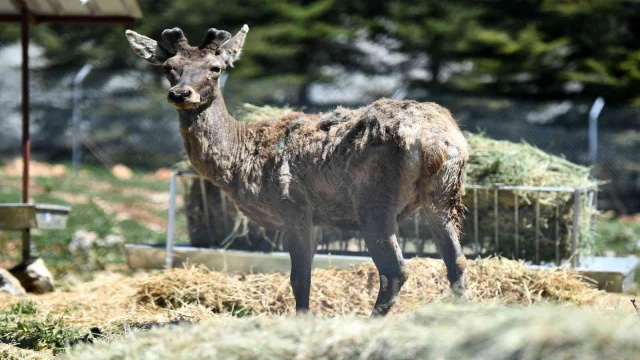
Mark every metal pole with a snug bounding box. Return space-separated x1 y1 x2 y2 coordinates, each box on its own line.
198 177 214 243
535 199 540 265
21 4 31 262
473 188 479 254
494 189 499 254
589 97 605 166
571 189 581 268
514 192 518 258
165 171 178 269
555 205 560 266
72 63 93 174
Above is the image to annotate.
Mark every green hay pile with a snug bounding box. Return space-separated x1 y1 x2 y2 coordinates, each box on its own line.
236 103 293 122
459 132 598 262
66 304 640 360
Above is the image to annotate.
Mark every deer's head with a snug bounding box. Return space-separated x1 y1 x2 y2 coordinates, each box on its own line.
126 25 248 110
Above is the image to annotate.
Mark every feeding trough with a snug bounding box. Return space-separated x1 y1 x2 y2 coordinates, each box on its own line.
0 203 71 261
0 203 71 231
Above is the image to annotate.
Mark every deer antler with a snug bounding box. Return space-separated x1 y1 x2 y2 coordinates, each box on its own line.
200 28 232 50
161 27 188 53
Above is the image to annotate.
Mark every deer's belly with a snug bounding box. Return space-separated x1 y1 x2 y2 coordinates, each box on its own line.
233 199 284 229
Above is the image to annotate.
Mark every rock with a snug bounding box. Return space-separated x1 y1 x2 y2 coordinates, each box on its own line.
10 258 55 294
96 234 125 247
111 164 134 180
69 229 100 252
154 168 173 180
2 157 67 178
0 268 26 296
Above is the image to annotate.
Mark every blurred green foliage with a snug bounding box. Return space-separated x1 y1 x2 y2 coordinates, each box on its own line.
1 0 639 104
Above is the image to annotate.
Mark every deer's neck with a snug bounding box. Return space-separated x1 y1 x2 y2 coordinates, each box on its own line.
177 89 242 192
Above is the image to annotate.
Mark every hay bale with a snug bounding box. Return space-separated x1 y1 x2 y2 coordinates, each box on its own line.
133 258 602 316
66 304 640 360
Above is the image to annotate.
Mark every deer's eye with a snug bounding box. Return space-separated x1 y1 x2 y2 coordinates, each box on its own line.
210 66 221 73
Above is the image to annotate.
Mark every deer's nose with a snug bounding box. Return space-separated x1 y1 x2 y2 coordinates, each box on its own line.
168 88 191 103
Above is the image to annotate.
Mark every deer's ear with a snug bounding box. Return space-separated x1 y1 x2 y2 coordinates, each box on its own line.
220 24 249 67
126 30 174 65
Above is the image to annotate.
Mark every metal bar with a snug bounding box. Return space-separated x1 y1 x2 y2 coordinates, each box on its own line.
0 15 21 22
21 4 30 262
571 189 581 268
467 184 596 192
72 63 93 174
494 189 499 253
535 198 540 265
473 188 479 254
555 205 560 266
514 191 518 258
589 97 605 166
32 15 136 24
165 171 178 269
220 189 229 233
588 189 597 239
199 177 213 243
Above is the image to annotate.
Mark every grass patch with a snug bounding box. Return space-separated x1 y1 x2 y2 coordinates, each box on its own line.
0 301 90 354
0 163 171 277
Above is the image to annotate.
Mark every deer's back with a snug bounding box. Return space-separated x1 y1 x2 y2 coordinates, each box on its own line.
233 98 467 228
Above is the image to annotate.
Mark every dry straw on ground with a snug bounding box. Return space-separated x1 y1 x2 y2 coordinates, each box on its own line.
1 258 636 359
0 343 48 360
133 257 607 317
0 258 626 333
66 303 640 360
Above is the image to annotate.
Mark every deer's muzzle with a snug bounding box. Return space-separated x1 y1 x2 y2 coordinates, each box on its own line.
168 86 200 109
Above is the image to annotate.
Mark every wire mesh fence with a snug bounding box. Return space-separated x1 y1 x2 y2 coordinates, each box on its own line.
1 62 639 214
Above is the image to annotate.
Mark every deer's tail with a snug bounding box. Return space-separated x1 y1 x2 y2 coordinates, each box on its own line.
418 134 469 234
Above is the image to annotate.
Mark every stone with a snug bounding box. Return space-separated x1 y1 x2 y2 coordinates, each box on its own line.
96 234 125 247
69 229 100 252
10 258 55 294
0 268 26 296
111 164 134 179
153 168 173 180
2 157 67 178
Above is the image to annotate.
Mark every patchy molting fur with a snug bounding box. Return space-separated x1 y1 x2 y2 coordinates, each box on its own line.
180 95 468 234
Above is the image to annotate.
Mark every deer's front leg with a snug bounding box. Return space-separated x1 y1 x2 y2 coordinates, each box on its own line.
283 210 315 315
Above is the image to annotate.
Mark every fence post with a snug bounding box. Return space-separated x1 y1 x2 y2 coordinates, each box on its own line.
571 189 582 268
71 64 93 174
588 97 605 166
165 171 178 269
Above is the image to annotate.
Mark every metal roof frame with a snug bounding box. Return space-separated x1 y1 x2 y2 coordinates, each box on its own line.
0 0 142 262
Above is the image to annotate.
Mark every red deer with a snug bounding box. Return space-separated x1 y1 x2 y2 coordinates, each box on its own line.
126 25 469 316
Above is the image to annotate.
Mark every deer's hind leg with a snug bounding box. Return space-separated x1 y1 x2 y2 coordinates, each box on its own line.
358 208 409 317
421 159 468 297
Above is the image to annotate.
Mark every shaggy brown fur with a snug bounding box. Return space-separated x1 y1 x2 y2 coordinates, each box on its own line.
126 25 469 316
